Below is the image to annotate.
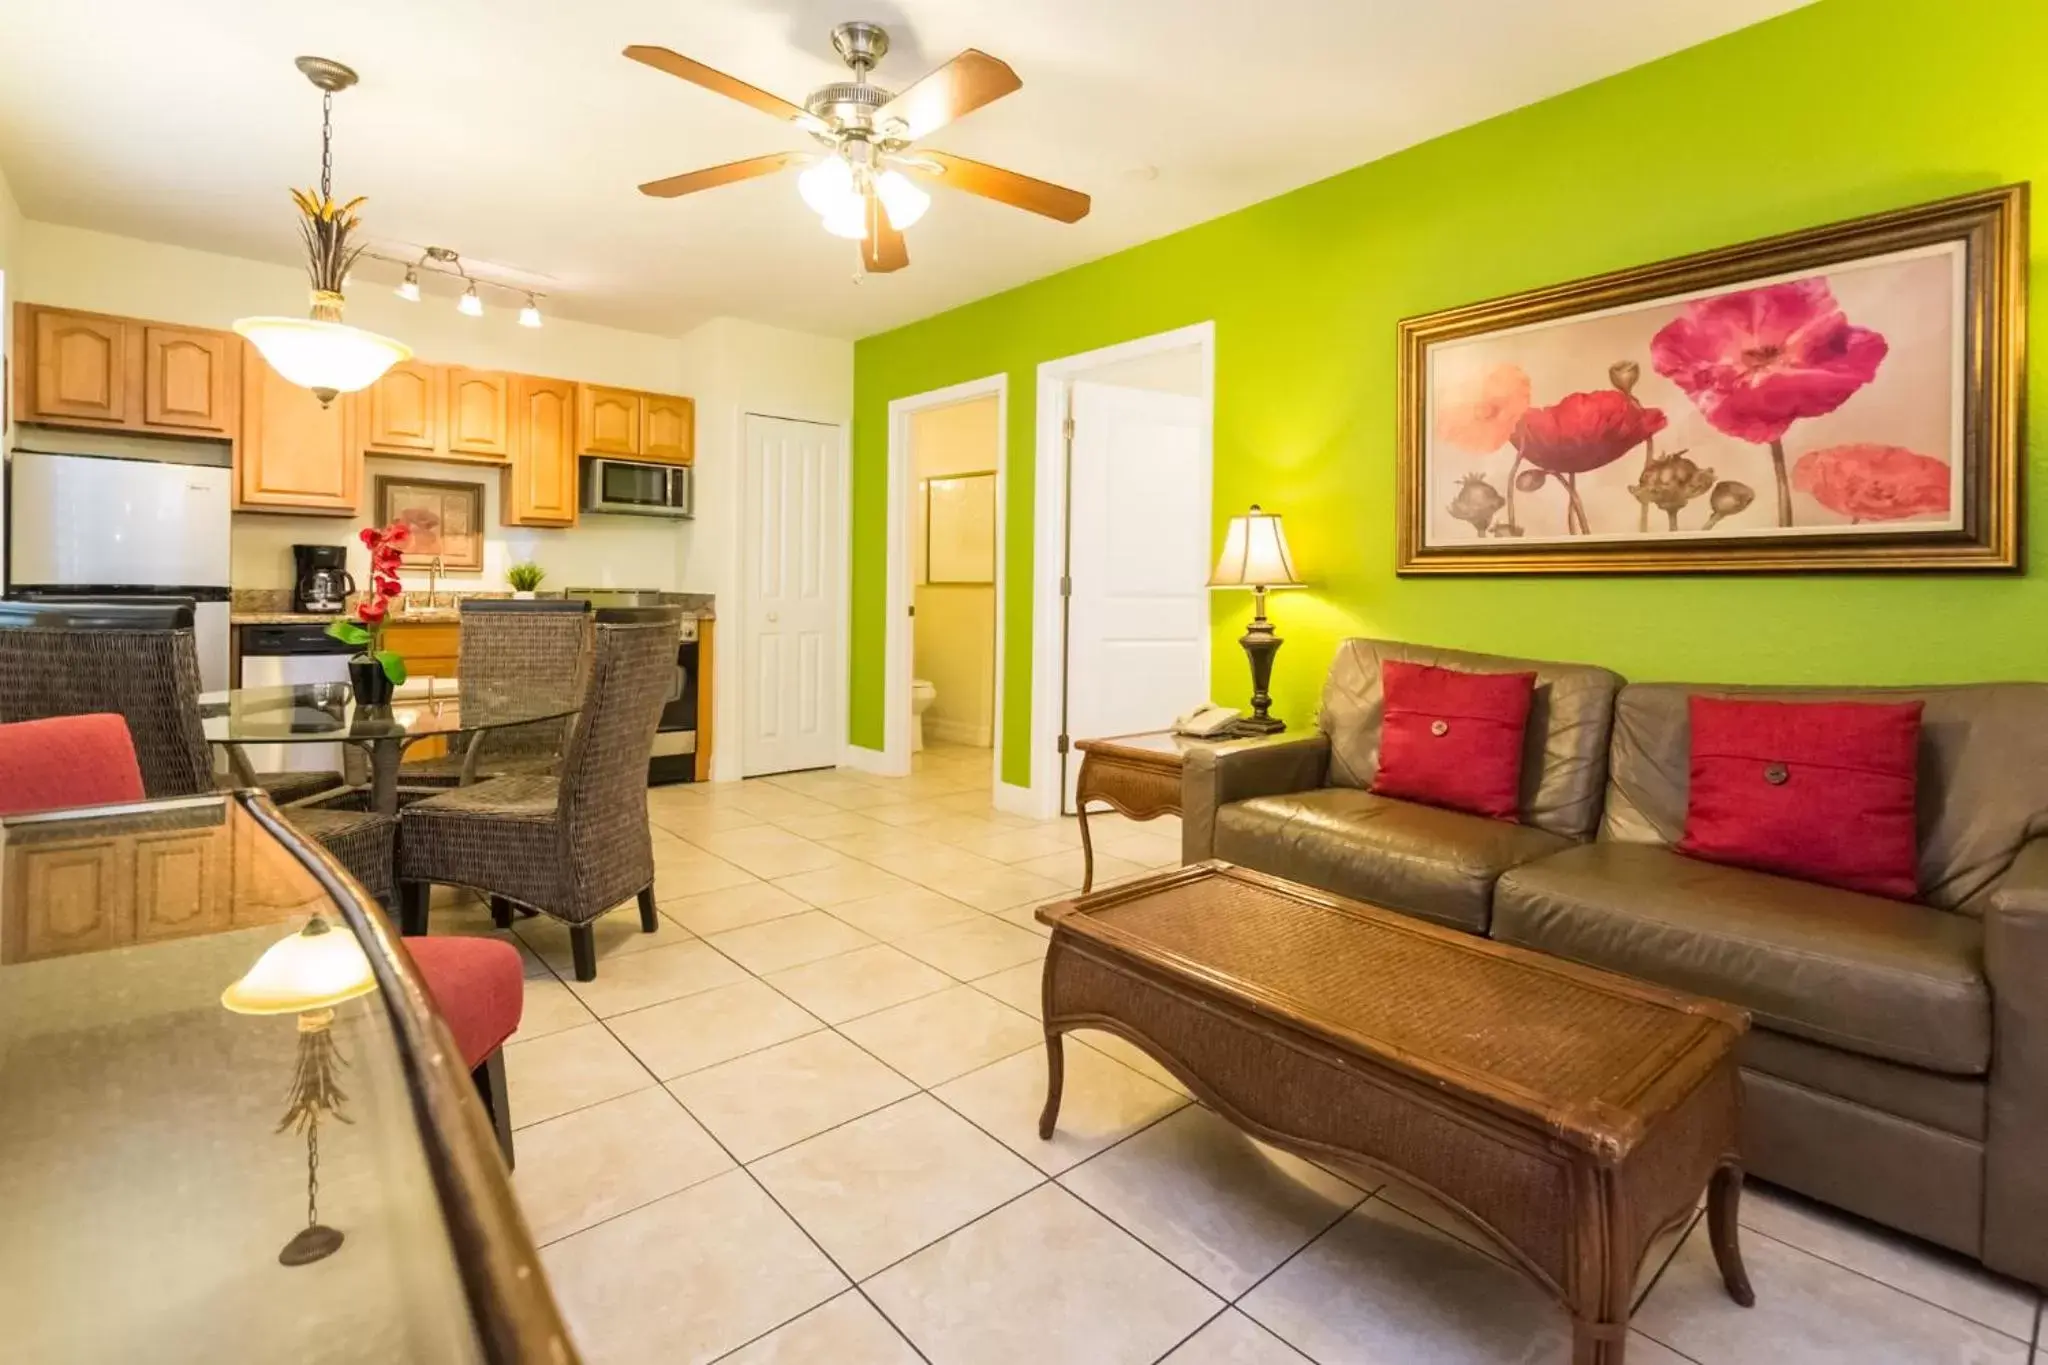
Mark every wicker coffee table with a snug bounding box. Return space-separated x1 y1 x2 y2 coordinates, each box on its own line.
1036 862 1753 1363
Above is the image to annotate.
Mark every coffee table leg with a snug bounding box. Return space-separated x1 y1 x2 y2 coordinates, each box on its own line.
1077 802 1096 894
1570 1318 1627 1364
1708 1161 1755 1307
1037 1029 1065 1140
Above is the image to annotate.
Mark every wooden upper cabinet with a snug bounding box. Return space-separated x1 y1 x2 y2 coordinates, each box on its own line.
28 307 128 426
642 393 695 465
237 343 359 514
578 384 643 456
505 376 578 527
445 367 512 460
365 359 442 454
142 326 235 435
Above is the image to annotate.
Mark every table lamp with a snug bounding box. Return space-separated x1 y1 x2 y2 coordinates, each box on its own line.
1208 504 1305 734
222 914 378 1266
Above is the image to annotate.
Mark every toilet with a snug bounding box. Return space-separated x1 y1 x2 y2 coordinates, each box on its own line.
911 679 938 751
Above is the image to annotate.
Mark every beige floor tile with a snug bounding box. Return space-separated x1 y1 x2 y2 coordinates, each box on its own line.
1013 848 1147 892
1635 1219 2031 1364
894 917 1047 979
652 856 760 901
691 828 853 880
826 886 983 942
1073 1029 1191 1096
663 880 813 936
649 804 768 840
994 904 1055 937
719 785 844 822
1740 1180 2038 1340
1373 1178 1513 1267
1059 1105 1363 1296
838 986 1042 1087
772 863 918 909
937 866 1071 913
1160 1311 1312 1364
749 1094 1042 1279
917 813 1028 846
1090 828 1184 869
864 799 955 827
770 810 892 841
515 902 696 975
866 845 1011 887
510 1087 733 1244
1241 1201 1582 1364
936 1044 1184 1175
541 1170 846 1365
708 911 876 975
765 945 955 1024
970 961 1045 1017
865 1183 1220 1365
564 940 750 1019
818 827 949 862
669 1031 916 1162
718 1290 922 1365
504 1022 653 1127
952 826 1084 864
510 978 596 1042
608 978 822 1080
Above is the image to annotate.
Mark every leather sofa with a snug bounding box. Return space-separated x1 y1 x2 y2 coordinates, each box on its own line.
1183 637 2048 1288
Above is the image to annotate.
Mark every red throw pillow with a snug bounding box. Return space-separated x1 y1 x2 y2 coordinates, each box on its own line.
1371 661 1537 821
1678 696 1922 900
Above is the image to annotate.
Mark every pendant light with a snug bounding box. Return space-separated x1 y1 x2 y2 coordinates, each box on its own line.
234 58 410 407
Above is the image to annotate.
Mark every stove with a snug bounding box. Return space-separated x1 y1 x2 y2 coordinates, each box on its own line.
564 588 699 783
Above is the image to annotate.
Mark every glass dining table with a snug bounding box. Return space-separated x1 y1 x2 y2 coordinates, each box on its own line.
199 676 583 815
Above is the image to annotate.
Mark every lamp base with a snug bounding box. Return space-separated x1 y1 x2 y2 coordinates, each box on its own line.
1235 591 1287 735
279 1223 344 1267
1229 713 1287 737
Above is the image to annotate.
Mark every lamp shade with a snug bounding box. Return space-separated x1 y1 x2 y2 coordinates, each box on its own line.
222 915 378 1015
233 316 411 406
1209 505 1304 589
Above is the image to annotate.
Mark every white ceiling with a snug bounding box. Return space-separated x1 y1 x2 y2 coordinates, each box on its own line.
0 0 1807 340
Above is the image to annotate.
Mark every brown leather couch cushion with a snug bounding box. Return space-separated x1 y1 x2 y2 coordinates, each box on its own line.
1318 639 1622 842
1214 788 1570 934
1494 843 1990 1074
1601 680 2048 913
1740 1027 1985 1140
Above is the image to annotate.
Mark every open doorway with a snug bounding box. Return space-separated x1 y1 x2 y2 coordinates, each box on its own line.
908 394 1000 781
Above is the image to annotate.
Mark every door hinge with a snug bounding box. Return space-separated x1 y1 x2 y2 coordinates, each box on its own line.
907 605 915 618
1056 733 1070 754
1059 575 1072 597
1061 414 1075 442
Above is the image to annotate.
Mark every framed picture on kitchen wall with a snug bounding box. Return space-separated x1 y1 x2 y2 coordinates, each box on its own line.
374 476 486 572
1396 183 2026 574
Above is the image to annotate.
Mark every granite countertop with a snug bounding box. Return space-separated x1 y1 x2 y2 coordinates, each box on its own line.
229 611 338 626
229 588 715 625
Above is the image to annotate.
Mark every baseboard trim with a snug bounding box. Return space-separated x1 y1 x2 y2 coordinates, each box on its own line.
839 744 897 776
927 717 993 747
992 781 1039 818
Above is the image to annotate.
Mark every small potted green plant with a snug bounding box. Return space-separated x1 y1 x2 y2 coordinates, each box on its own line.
325 522 409 706
507 561 546 599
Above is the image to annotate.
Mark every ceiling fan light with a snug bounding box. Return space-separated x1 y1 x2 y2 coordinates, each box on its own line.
232 317 411 407
798 157 858 216
820 196 869 240
457 284 483 317
874 170 930 230
395 269 421 303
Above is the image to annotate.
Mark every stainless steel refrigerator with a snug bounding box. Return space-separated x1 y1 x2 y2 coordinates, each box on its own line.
6 441 234 691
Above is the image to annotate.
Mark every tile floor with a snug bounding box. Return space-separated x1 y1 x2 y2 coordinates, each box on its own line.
470 742 2045 1365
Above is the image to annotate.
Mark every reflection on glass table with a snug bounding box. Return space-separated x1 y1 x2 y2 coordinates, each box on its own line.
199 675 583 814
0 791 577 1364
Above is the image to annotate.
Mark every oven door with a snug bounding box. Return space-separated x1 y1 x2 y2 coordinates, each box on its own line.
649 632 699 785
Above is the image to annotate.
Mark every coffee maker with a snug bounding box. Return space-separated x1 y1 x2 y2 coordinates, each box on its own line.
293 544 355 614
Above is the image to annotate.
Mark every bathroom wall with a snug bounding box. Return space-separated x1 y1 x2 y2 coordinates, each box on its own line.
910 397 998 748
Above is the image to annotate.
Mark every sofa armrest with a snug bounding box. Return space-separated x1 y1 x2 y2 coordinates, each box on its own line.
1182 732 1331 864
1982 836 2048 1285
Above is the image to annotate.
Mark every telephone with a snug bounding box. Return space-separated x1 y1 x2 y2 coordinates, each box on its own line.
1173 704 1243 738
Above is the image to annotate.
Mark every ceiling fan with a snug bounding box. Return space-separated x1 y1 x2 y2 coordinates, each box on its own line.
625 21 1090 274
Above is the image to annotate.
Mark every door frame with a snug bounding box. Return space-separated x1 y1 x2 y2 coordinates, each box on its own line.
1030 321 1216 819
869 373 1010 793
738 411 850 780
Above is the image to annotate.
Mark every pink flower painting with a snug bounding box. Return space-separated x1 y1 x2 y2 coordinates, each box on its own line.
1791 444 1952 523
1434 363 1531 455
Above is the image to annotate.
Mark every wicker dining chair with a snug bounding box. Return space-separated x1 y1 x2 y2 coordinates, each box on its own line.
395 611 683 981
0 601 395 903
395 598 592 792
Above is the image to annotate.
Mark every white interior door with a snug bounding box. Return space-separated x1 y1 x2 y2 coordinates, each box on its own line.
1062 381 1210 811
742 415 844 777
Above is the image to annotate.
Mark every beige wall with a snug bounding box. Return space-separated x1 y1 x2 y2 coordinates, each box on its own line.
910 396 998 748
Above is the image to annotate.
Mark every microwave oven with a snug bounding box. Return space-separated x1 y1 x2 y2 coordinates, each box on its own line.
581 458 694 518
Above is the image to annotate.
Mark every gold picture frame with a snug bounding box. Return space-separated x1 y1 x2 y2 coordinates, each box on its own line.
373 475 486 572
1396 184 2026 574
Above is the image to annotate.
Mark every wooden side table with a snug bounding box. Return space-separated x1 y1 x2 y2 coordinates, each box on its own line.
1073 731 1216 892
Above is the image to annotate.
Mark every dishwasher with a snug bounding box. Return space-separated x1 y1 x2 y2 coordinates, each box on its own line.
237 622 355 776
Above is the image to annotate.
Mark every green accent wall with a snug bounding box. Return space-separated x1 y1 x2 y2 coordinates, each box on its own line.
853 0 2047 787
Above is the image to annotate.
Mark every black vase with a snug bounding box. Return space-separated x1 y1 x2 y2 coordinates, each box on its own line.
348 655 394 708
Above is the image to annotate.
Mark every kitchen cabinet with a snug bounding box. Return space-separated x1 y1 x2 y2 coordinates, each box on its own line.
2 824 241 964
446 367 512 459
13 303 241 438
237 343 361 514
363 361 512 464
365 359 443 454
643 392 695 464
381 622 460 680
578 384 643 456
504 375 579 527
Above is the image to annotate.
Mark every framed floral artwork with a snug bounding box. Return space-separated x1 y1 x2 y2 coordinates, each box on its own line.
372 476 485 572
1397 184 2025 574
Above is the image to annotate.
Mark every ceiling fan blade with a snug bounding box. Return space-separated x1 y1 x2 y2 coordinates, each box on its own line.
624 45 826 131
873 49 1020 141
902 151 1090 223
638 152 809 199
863 191 909 273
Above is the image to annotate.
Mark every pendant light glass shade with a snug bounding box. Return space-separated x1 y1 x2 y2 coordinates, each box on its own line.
798 156 859 217
233 315 411 407
221 916 378 1016
874 170 930 230
821 196 869 240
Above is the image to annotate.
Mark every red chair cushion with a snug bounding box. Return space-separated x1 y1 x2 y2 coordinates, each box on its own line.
0 714 146 815
1371 661 1537 821
407 937 525 1069
1678 695 1923 900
